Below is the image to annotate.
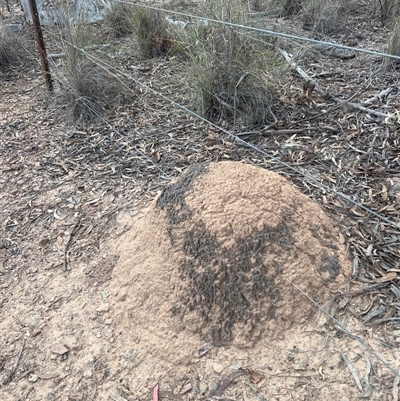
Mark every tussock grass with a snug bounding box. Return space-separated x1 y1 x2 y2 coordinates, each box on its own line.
50 13 124 123
301 0 345 34
131 8 176 58
58 61 124 123
0 25 21 72
181 0 278 128
283 0 303 16
188 24 276 128
103 2 135 38
380 0 399 27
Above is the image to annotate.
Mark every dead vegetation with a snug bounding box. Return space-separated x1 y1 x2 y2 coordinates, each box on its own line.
187 24 276 127
103 2 135 38
48 13 125 123
131 7 176 58
301 0 348 33
379 0 399 26
0 24 21 71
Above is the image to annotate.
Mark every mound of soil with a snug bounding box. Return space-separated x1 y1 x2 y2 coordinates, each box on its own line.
111 162 350 361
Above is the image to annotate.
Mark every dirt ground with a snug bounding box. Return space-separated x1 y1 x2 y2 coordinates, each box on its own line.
1 1 400 400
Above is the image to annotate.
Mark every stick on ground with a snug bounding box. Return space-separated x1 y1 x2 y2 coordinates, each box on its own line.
2 338 26 385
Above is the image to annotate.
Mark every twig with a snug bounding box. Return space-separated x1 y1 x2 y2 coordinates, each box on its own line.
233 72 249 134
2 338 26 385
109 390 128 401
210 369 249 396
236 128 304 137
333 283 388 299
292 283 400 378
341 101 390 118
361 87 393 106
63 219 82 271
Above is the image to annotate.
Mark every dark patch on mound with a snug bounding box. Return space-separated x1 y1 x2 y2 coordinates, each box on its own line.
156 164 208 242
175 220 296 345
319 253 340 279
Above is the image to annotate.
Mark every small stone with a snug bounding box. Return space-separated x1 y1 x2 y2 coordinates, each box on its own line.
32 315 41 326
83 370 92 379
96 303 109 313
28 374 38 383
50 343 69 355
213 363 224 374
180 382 192 394
104 319 113 325
96 317 104 324
32 328 42 337
199 383 208 395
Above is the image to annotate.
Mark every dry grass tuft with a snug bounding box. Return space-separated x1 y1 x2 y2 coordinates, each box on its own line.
131 8 175 58
301 0 345 34
50 14 125 124
282 0 303 16
103 2 135 38
58 62 124 123
380 0 399 27
189 24 276 128
0 25 21 72
184 0 278 128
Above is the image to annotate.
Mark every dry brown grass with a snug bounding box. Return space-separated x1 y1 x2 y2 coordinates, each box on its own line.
103 2 135 38
0 25 21 72
188 24 276 128
301 0 346 34
282 0 303 16
50 12 125 123
131 8 176 58
380 0 399 27
57 62 124 123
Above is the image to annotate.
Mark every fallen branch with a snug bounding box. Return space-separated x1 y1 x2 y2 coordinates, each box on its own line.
361 87 393 106
2 338 26 385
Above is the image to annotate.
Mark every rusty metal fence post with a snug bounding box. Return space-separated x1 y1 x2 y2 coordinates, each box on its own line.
27 0 53 92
